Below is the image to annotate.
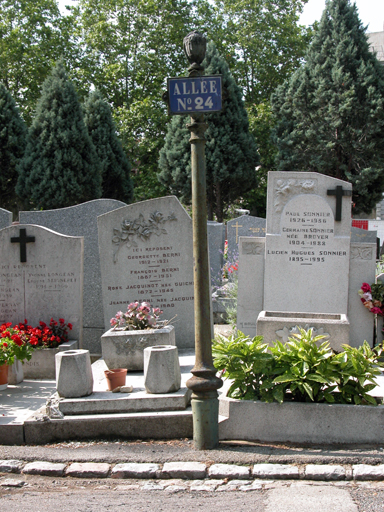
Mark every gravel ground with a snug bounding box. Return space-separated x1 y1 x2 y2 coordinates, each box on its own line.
351 487 384 511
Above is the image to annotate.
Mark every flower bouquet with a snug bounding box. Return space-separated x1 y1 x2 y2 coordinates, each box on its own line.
110 301 163 331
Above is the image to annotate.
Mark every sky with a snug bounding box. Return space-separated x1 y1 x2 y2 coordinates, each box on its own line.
300 0 384 33
58 0 384 33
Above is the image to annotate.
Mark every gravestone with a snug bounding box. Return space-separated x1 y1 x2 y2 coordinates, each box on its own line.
19 199 126 354
207 220 225 284
0 208 12 229
227 215 266 256
98 196 195 348
236 171 376 348
0 224 83 343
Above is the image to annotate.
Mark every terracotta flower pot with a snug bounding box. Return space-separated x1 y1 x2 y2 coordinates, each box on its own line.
104 368 127 391
0 364 9 391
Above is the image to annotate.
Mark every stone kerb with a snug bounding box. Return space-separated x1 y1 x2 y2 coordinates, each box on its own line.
19 199 126 354
98 196 195 349
219 396 384 444
0 224 83 344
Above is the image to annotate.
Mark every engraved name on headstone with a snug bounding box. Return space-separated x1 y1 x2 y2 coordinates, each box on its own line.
98 197 195 349
0 224 83 343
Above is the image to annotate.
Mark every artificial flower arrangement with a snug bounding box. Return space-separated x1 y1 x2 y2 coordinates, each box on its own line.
358 282 384 317
0 318 73 367
110 301 163 331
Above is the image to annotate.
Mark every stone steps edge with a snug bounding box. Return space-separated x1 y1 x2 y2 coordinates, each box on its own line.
1 461 384 481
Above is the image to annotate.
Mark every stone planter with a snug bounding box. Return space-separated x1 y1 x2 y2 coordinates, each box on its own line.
219 396 384 444
23 340 79 379
101 325 175 371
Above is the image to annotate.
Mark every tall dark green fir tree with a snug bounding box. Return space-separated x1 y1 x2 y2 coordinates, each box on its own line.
271 0 384 215
158 41 259 222
0 84 27 215
16 61 102 210
83 90 134 203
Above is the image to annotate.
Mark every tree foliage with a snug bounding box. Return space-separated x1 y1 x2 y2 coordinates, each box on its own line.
158 42 259 222
2 0 313 209
83 90 133 203
209 0 311 105
272 0 384 215
0 0 69 124
0 84 27 215
16 61 102 210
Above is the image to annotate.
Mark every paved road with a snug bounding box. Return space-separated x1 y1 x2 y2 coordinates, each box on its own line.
1 476 384 511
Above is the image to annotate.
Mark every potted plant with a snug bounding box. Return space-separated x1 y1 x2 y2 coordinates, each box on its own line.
0 323 35 390
101 301 175 371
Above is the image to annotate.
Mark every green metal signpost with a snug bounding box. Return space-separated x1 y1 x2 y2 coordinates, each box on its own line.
166 31 223 449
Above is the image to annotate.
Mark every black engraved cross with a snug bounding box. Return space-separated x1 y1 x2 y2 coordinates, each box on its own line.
326 185 352 221
11 228 35 263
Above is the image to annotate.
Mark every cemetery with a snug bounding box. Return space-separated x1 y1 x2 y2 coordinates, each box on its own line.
2 2 384 453
1 169 384 447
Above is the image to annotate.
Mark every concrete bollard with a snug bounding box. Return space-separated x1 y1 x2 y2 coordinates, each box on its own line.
144 345 181 394
55 349 93 398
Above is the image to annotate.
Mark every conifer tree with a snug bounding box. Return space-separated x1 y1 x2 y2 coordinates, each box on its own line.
271 0 384 215
83 90 134 203
158 42 259 222
16 61 102 210
0 84 27 215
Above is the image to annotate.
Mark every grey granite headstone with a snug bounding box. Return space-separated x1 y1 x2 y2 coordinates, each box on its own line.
0 224 83 343
19 199 126 354
98 196 195 349
227 215 266 256
207 221 225 284
351 226 377 244
0 208 12 229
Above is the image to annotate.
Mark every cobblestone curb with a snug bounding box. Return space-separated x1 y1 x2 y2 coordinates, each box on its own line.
2 461 384 482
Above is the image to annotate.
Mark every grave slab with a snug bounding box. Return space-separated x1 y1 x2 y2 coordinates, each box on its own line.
236 236 265 336
57 358 191 415
20 199 126 354
98 196 195 348
0 224 83 344
227 215 266 256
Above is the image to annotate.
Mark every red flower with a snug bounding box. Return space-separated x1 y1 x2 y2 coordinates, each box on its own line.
59 318 65 324
2 342 7 348
2 331 10 338
68 323 73 330
361 283 371 293
11 334 22 346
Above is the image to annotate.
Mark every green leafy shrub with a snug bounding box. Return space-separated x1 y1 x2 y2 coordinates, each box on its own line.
213 331 273 400
213 328 384 405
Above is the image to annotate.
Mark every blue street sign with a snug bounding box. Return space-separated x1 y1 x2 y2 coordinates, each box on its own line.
167 75 222 115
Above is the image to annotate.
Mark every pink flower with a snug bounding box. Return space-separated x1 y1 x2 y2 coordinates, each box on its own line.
361 283 371 293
